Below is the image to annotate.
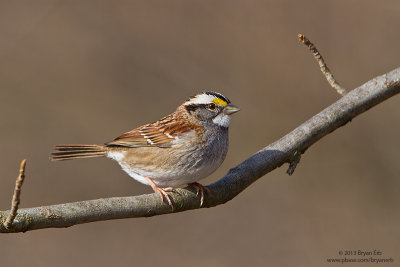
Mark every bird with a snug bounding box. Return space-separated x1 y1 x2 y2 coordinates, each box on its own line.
51 92 240 208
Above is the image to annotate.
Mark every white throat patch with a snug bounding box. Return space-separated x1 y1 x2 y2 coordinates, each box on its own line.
212 113 231 128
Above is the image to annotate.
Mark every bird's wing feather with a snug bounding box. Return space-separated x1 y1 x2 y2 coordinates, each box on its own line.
105 115 192 148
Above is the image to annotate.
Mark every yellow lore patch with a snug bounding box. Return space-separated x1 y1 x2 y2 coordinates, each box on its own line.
212 98 228 106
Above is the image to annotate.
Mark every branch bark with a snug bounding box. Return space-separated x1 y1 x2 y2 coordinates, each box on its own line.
1 66 400 233
298 34 347 96
4 159 27 229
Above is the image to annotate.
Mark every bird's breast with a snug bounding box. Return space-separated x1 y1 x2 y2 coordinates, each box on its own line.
108 129 229 187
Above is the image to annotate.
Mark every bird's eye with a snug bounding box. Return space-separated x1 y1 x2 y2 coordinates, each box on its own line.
207 103 217 111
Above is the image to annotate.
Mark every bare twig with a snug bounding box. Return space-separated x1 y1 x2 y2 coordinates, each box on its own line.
298 34 347 96
0 66 399 233
286 34 346 174
4 159 27 229
286 150 301 175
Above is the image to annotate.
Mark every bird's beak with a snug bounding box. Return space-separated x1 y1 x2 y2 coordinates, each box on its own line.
223 104 240 115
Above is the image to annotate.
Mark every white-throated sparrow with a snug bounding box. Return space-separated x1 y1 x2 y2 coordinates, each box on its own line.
51 92 239 208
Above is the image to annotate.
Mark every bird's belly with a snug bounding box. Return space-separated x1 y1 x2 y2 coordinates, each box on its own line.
107 136 228 187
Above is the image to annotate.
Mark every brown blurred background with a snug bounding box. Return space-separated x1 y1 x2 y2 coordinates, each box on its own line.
1 1 399 266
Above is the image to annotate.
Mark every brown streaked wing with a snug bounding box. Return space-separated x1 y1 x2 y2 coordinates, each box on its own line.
105 128 152 147
105 116 192 148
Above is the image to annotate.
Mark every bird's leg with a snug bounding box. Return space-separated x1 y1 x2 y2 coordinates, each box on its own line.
162 187 174 192
145 177 174 209
188 182 210 207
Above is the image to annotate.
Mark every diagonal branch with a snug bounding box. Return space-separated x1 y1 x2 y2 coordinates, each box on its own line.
1 66 399 233
287 34 347 175
298 34 347 96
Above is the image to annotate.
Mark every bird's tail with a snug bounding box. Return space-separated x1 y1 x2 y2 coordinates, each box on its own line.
51 144 107 161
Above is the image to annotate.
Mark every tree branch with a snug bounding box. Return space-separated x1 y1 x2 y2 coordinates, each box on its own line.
298 34 347 96
1 64 399 234
4 159 27 229
285 34 347 175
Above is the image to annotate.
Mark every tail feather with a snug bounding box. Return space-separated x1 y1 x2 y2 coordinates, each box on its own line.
51 144 107 161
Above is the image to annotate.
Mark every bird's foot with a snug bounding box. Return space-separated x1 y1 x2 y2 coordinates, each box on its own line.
145 177 174 210
188 182 210 207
